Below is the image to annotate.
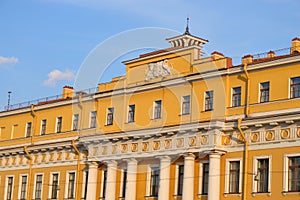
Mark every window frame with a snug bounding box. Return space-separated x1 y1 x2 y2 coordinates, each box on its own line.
41 119 47 135
49 172 60 200
283 153 300 192
153 100 162 119
259 82 270 103
90 111 97 128
5 176 14 200
198 160 209 196
56 117 62 133
72 114 79 131
290 76 300 98
18 174 28 200
128 105 135 123
106 107 114 125
231 87 241 107
225 158 242 194
119 168 127 198
25 122 32 137
100 168 107 198
174 163 184 197
204 91 214 111
252 156 271 194
33 173 43 200
181 95 190 115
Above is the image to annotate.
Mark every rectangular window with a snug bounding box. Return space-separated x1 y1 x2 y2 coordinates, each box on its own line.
41 119 46 135
128 105 135 123
177 165 184 196
20 175 27 200
26 122 32 137
120 169 127 198
205 91 213 111
229 161 240 193
291 77 300 98
6 177 13 200
51 173 59 199
56 117 62 133
153 100 162 119
106 108 114 125
257 159 269 193
260 82 270 103
90 111 97 128
101 169 107 198
68 172 76 199
150 167 160 197
35 174 43 200
202 163 209 195
73 114 79 131
182 95 190 115
288 156 300 192
232 87 241 107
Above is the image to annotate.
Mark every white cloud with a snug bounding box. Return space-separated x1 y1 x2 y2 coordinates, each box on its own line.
0 56 19 64
43 69 75 87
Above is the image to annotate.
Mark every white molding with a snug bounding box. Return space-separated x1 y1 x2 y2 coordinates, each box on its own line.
18 173 28 200
81 169 88 199
198 160 209 195
283 153 300 192
64 170 76 199
49 171 60 199
252 155 272 193
174 162 184 196
4 175 14 200
100 168 107 198
33 173 44 200
224 158 242 194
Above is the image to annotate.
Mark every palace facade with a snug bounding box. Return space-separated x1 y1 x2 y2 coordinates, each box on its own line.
0 30 300 200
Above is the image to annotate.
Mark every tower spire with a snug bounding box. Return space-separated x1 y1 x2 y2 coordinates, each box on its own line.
185 16 190 35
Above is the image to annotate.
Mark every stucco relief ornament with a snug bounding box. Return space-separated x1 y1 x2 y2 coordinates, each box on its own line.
145 59 171 81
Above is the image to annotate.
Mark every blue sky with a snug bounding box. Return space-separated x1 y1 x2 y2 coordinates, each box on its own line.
0 0 299 109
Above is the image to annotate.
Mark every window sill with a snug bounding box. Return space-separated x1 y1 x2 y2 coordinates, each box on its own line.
223 193 241 197
173 195 182 200
282 191 300 196
105 124 113 126
126 121 135 124
251 192 271 197
179 113 190 116
202 109 213 112
197 194 207 198
151 117 162 120
144 196 158 200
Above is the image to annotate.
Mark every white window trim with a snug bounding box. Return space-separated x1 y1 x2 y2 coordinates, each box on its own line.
181 95 190 115
90 111 96 128
55 117 62 133
252 156 272 194
100 168 107 198
231 87 241 107
198 160 209 195
146 164 159 196
4 175 14 200
203 91 213 111
72 114 79 131
40 119 46 135
25 122 31 137
49 172 60 199
174 162 184 196
18 174 28 200
152 100 162 119
119 167 127 198
81 169 88 199
64 170 76 199
33 173 44 200
283 153 300 192
106 108 114 125
224 158 242 194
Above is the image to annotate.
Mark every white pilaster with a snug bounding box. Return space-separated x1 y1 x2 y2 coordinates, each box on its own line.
105 161 117 200
158 156 171 200
182 153 195 200
86 162 98 200
208 153 221 200
125 159 137 200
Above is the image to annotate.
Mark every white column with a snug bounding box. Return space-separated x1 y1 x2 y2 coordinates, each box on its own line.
86 162 98 200
105 161 117 200
208 153 221 200
158 156 171 200
125 158 138 200
182 153 195 200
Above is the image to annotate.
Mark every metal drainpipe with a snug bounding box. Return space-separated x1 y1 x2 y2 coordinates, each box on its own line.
72 140 81 200
243 63 250 117
237 118 248 200
24 146 33 200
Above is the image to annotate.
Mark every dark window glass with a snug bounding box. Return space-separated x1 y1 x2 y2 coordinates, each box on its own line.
232 87 241 107
288 156 300 192
257 159 269 193
260 82 270 103
229 161 240 193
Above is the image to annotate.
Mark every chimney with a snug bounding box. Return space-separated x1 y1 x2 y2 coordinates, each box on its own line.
62 86 74 99
242 54 253 65
291 37 300 54
267 51 275 58
211 51 224 60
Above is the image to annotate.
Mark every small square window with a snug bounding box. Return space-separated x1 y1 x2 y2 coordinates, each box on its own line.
90 111 97 128
205 91 213 111
232 87 241 107
260 82 270 103
182 96 190 115
107 108 114 125
290 77 300 98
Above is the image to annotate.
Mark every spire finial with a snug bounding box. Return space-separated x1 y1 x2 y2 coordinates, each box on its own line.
185 16 190 35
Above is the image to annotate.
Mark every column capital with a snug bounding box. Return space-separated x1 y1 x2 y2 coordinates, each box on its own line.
157 155 171 162
182 152 196 159
87 161 99 168
208 150 226 157
123 158 138 164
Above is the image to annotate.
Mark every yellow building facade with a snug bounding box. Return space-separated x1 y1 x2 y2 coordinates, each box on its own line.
1 30 300 200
